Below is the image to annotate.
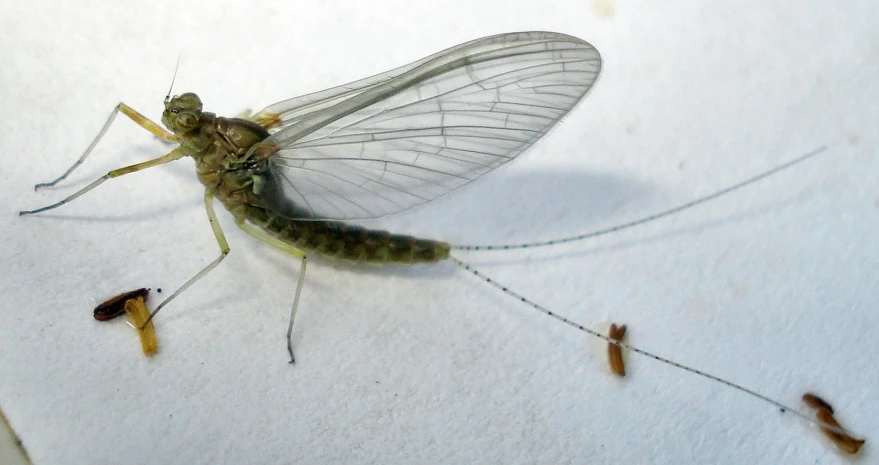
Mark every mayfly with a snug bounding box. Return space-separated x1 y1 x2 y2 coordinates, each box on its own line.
19 31 841 438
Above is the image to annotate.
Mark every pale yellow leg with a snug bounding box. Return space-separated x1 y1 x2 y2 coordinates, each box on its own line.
20 147 186 215
35 103 180 190
143 191 230 326
119 104 178 143
237 221 308 364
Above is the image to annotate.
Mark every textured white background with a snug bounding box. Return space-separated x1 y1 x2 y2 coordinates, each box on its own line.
0 1 876 463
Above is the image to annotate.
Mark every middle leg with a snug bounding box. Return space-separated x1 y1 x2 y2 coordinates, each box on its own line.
143 190 231 326
237 221 308 364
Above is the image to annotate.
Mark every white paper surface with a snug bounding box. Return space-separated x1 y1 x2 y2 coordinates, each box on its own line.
0 1 876 463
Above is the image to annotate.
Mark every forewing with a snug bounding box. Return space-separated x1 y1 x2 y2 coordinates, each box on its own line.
259 31 601 220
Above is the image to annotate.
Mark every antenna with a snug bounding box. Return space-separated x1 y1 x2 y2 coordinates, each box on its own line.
164 55 182 103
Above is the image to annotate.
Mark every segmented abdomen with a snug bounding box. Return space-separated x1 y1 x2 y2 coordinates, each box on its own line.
244 206 450 264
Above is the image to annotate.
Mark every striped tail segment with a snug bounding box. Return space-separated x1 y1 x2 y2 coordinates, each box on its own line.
246 206 450 264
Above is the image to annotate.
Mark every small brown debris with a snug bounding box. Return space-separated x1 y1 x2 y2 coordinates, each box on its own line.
802 392 834 413
123 296 157 356
802 392 865 455
607 323 627 377
94 288 150 321
94 288 157 356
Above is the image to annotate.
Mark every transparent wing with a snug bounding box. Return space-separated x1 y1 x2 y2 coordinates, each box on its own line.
254 31 601 220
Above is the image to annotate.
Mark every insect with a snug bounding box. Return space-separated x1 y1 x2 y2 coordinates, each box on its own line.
19 31 844 441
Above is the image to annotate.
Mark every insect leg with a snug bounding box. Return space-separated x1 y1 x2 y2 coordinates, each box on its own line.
237 222 308 364
20 147 186 215
286 258 308 364
35 103 180 190
142 190 230 326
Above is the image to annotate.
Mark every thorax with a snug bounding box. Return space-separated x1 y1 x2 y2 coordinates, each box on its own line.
179 113 272 214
